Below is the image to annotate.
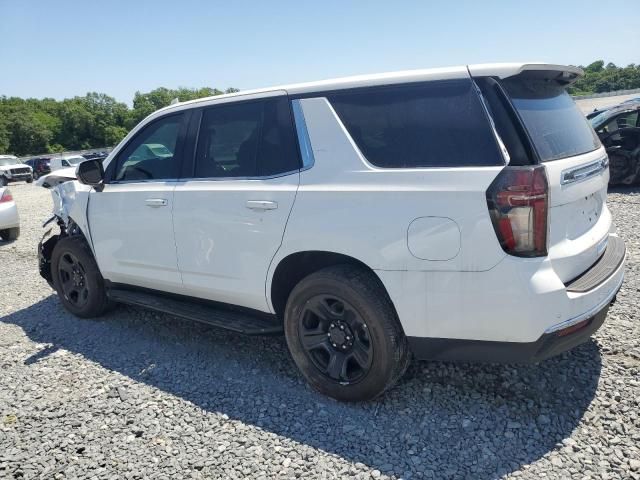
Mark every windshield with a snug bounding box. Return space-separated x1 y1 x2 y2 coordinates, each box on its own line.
502 78 600 162
590 109 618 129
0 158 19 167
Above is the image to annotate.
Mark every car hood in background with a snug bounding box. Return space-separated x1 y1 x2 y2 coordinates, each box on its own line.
0 163 32 171
35 166 77 188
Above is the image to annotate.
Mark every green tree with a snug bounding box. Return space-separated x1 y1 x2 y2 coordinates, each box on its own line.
104 125 128 146
7 112 54 155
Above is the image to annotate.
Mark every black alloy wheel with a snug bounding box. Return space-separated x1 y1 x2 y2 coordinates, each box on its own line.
57 251 90 308
299 294 374 384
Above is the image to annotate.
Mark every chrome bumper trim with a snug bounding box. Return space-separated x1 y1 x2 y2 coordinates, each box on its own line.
545 267 624 334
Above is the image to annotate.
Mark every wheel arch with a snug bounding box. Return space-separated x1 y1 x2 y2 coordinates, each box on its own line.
268 250 399 321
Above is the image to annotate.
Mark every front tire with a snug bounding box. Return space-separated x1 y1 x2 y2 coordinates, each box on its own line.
0 227 19 241
26 176 33 183
51 236 110 318
284 265 409 402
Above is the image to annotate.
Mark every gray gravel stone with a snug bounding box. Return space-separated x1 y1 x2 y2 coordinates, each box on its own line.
0 183 639 479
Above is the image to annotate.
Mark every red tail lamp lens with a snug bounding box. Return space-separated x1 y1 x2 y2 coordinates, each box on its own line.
0 190 13 203
486 166 548 257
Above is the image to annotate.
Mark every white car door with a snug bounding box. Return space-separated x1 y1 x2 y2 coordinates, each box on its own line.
172 95 300 311
88 112 188 293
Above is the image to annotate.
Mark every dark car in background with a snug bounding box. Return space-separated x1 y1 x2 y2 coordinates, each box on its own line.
24 157 52 180
591 103 640 185
82 152 109 162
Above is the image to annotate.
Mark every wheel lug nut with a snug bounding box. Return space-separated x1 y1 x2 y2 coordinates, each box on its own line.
327 333 331 337
342 345 347 349
340 325 345 330
330 323 335 328
346 336 350 340
332 343 337 347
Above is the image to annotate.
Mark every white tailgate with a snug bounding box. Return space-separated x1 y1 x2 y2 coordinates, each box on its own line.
545 146 610 282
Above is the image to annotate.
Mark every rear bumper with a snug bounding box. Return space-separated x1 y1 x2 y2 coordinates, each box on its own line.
0 202 19 229
406 236 624 363
408 293 614 363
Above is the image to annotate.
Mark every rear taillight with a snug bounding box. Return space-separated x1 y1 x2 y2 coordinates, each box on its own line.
0 189 13 203
486 165 548 257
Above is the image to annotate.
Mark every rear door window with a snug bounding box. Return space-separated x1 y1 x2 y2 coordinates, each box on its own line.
501 78 600 162
328 79 503 168
193 97 300 179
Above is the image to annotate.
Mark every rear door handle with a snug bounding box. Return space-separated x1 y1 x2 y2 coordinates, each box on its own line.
145 198 168 207
246 200 278 211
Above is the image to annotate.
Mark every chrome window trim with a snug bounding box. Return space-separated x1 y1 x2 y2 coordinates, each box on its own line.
472 79 510 165
560 156 609 186
106 179 181 185
176 168 300 183
291 99 315 169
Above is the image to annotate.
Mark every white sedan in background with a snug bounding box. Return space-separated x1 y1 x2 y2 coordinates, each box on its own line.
0 187 19 241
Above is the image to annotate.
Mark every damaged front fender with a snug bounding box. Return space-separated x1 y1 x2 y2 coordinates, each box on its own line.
37 172 95 285
39 174 93 246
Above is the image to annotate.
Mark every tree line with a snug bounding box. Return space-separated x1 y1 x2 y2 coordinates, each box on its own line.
569 60 640 96
0 87 238 156
1 60 639 156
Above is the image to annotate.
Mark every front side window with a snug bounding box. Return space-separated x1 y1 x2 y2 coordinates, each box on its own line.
328 80 503 168
194 97 299 178
114 114 184 181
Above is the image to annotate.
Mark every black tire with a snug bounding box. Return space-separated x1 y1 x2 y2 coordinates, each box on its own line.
26 176 33 183
284 264 410 402
33 172 39 181
0 227 19 241
51 236 110 318
0 176 7 187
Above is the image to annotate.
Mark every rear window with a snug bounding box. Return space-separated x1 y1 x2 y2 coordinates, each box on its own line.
328 79 503 168
502 79 600 162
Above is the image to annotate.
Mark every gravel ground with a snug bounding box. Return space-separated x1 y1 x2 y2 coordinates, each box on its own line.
0 182 639 480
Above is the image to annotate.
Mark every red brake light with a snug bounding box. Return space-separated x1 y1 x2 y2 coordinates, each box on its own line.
486 166 548 257
0 190 13 203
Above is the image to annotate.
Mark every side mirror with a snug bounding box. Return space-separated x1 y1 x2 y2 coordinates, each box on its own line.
76 159 104 190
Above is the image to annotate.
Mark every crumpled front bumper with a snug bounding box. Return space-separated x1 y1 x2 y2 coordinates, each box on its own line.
38 227 59 287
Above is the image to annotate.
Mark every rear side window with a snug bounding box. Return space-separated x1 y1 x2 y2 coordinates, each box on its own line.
502 78 600 162
328 80 503 168
194 97 300 178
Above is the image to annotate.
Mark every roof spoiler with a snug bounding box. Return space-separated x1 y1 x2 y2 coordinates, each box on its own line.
468 63 584 86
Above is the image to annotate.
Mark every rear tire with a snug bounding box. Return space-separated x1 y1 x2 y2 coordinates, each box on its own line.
26 176 33 183
284 265 410 402
0 227 19 241
51 236 110 318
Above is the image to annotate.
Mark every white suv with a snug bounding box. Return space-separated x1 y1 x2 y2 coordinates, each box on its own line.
38 63 625 401
0 155 33 186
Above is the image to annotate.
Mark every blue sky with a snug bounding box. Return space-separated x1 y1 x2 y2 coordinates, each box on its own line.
1 0 638 104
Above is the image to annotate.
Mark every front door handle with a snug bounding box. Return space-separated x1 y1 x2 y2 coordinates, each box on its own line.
246 200 278 211
145 198 168 207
